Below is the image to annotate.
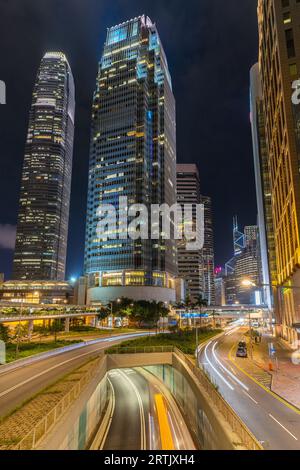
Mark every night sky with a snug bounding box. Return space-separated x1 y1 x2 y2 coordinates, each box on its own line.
0 0 259 281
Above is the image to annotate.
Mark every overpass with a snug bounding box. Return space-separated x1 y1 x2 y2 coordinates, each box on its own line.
0 311 99 335
0 311 98 324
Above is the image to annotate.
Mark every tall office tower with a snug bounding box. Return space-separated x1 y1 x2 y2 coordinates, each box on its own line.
235 237 262 306
224 220 262 305
225 217 245 275
250 62 277 310
84 16 177 303
214 272 226 306
200 195 215 305
13 52 75 281
258 0 300 344
176 164 203 302
244 225 258 247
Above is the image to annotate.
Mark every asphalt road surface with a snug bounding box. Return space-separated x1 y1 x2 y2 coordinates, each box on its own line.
0 333 149 418
198 327 300 450
99 368 196 451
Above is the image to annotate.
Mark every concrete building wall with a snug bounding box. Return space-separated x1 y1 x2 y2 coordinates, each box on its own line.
87 286 176 304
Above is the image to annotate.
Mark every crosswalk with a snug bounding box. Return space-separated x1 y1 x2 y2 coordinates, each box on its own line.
235 358 272 388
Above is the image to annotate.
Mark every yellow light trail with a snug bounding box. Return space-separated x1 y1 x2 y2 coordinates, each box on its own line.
154 394 175 450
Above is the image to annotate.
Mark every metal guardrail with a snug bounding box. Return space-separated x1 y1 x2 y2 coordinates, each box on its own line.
173 347 263 451
106 346 175 354
13 355 104 450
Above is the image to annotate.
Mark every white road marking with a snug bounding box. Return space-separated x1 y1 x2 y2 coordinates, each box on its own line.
243 390 258 405
212 341 249 391
118 369 147 450
0 344 109 399
167 410 180 450
269 414 298 441
204 341 235 391
98 378 115 450
0 333 150 399
225 327 240 336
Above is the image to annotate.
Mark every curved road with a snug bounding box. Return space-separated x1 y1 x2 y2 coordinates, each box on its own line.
0 333 150 418
97 368 196 451
198 328 300 450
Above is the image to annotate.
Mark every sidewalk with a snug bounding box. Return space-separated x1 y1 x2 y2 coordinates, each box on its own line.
250 333 300 409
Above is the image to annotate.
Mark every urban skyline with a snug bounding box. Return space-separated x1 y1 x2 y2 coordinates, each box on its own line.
0 0 259 280
1 1 300 455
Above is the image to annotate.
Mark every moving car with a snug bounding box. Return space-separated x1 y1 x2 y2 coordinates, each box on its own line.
236 346 248 358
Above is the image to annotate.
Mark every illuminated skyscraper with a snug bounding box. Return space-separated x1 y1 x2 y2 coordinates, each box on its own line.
258 0 300 344
84 16 177 303
13 52 75 281
176 164 203 302
200 195 215 305
250 63 276 310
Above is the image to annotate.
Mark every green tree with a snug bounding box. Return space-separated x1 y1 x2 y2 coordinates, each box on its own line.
51 319 63 342
97 306 110 323
194 294 208 328
209 310 220 329
0 324 10 343
131 300 151 327
184 294 193 308
110 298 134 326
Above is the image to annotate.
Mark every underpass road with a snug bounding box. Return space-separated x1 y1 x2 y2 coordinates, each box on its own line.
103 369 150 451
100 368 196 451
198 328 300 450
0 333 149 418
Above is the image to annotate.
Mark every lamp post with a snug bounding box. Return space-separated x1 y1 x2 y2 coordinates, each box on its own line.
16 292 25 359
108 298 121 329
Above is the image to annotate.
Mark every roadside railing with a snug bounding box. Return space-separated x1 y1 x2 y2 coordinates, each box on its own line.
173 347 263 451
13 355 104 450
106 346 175 354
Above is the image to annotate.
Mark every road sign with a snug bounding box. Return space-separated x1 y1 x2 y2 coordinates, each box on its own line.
268 342 276 357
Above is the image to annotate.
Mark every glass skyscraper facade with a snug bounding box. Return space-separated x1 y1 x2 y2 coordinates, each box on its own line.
258 0 300 344
84 16 177 298
250 63 276 310
200 195 215 305
13 52 75 281
176 164 203 302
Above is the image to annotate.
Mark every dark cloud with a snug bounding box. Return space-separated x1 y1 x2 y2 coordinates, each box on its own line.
0 0 258 279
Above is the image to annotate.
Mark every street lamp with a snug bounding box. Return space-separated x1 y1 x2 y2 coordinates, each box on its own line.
108 298 121 329
16 292 26 359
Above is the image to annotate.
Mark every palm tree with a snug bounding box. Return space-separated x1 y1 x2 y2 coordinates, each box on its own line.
209 310 220 329
194 294 208 329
